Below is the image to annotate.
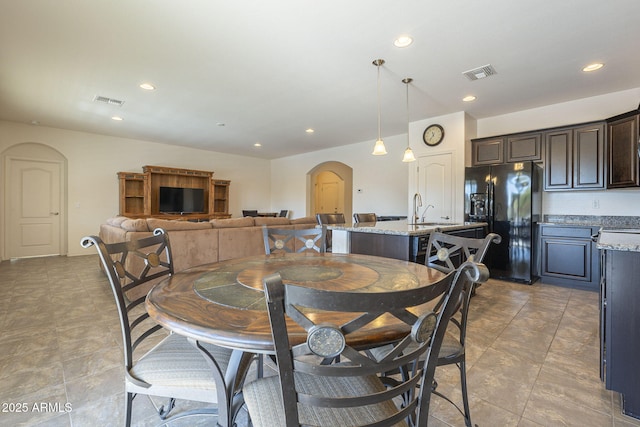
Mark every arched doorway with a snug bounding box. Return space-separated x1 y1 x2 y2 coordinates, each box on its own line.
2 143 67 259
307 161 353 221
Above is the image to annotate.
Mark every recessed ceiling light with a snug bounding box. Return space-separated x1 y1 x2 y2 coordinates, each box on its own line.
394 35 413 48
305 128 314 134
582 63 604 72
462 95 477 102
254 143 262 147
139 83 155 90
111 116 124 121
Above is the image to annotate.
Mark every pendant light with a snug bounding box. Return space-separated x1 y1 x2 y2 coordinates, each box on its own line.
372 59 387 155
402 77 416 162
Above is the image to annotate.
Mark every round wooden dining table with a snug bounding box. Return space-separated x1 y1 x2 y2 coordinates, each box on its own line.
145 252 447 427
145 252 446 354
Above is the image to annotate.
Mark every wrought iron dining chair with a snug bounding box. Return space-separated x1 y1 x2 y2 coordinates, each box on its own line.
262 225 327 254
315 212 346 226
278 209 289 218
425 231 501 427
315 213 345 252
257 225 328 379
243 209 259 217
353 212 377 223
243 261 488 427
81 229 252 427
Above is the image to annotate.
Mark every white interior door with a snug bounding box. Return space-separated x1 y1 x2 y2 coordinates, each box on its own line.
316 171 343 214
7 158 62 258
418 153 454 223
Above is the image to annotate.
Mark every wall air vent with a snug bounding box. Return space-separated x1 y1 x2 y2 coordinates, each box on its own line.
462 64 497 81
94 95 125 106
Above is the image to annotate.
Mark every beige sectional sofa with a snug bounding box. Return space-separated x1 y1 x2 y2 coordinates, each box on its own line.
99 215 319 273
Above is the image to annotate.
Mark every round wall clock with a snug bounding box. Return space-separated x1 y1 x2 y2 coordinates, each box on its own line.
423 124 444 147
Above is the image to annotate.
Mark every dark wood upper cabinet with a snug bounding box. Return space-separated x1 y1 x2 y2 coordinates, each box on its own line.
544 122 605 191
472 132 542 166
506 132 542 162
544 128 572 190
574 123 605 189
471 137 504 165
607 112 639 188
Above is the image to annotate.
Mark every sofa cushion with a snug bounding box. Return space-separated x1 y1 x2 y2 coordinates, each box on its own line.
218 227 265 261
290 216 318 225
107 216 129 226
254 217 291 226
211 217 255 228
99 223 129 244
147 218 212 231
165 228 219 273
121 218 150 232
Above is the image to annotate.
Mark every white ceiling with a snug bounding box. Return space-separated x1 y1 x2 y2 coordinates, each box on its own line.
2 0 640 159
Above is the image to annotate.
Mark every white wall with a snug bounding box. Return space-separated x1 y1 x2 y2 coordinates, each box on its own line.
3 87 640 259
407 112 469 222
477 87 640 217
0 120 271 257
271 111 472 222
271 134 409 219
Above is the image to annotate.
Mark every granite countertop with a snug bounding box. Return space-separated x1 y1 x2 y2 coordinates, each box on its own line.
543 215 640 229
542 215 640 251
597 229 640 252
324 220 487 237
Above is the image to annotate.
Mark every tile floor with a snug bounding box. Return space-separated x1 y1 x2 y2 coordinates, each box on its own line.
1 254 640 427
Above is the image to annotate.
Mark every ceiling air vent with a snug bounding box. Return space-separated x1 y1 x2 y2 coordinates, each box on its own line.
94 95 125 106
462 64 497 81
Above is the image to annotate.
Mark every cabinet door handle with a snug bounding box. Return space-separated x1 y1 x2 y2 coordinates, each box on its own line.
50 212 59 216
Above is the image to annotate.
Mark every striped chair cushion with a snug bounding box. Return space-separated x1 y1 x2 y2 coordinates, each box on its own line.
243 371 409 427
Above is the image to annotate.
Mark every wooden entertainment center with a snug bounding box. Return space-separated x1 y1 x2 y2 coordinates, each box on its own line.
118 165 230 220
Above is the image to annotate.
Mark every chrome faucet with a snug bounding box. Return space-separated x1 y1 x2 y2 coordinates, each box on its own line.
412 193 422 224
420 204 435 223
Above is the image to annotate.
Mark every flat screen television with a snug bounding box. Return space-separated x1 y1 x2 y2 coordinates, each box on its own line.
159 186 205 214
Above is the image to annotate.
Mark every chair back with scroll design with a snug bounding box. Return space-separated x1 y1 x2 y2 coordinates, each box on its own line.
315 212 346 226
278 209 289 218
425 231 501 427
353 212 377 223
243 261 489 427
81 229 249 427
262 225 326 254
315 213 345 252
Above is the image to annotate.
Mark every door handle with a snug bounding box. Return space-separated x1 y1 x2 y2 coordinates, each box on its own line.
50 212 59 215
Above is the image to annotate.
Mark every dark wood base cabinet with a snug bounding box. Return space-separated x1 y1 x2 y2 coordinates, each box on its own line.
349 226 486 264
538 225 600 291
601 249 640 419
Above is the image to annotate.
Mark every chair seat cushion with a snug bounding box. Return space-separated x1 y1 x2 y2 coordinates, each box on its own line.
243 372 408 427
128 333 236 402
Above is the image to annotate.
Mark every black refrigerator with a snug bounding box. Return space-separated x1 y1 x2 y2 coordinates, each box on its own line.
464 162 542 284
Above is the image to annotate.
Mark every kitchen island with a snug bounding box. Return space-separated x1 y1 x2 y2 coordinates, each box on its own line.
597 229 640 420
326 220 487 264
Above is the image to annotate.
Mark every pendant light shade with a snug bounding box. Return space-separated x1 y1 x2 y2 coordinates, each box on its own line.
373 139 387 155
372 59 387 155
402 147 416 162
402 77 416 162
